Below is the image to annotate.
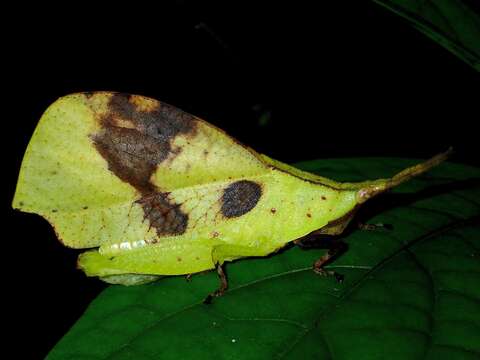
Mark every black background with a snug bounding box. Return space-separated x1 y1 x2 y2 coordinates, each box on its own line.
4 1 478 358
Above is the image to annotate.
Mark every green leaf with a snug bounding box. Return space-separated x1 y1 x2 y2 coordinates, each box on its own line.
47 158 480 359
372 0 480 71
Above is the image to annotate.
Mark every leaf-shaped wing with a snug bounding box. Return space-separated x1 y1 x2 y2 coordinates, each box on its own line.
12 92 269 248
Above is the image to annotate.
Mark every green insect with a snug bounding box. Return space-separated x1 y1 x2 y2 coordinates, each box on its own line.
12 92 451 299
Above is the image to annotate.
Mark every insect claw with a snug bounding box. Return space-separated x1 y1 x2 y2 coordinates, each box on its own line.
357 222 393 231
203 288 225 304
334 272 345 283
313 267 345 282
203 294 214 305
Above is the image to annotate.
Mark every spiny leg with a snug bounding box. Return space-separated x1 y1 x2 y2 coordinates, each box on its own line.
294 234 347 282
215 263 228 296
203 242 279 303
312 240 348 282
203 263 228 304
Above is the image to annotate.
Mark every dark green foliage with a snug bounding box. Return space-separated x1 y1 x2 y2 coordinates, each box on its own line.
373 0 480 71
47 158 480 359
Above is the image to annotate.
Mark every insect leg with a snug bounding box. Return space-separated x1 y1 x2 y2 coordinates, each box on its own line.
204 243 279 303
312 239 348 282
204 263 228 304
294 234 347 281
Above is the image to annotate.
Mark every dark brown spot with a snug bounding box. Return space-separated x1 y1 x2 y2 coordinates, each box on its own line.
92 94 196 194
136 193 188 236
177 257 182 262
271 208 276 214
221 180 262 218
91 93 195 236
212 231 219 238
307 213 312 218
321 196 327 200
52 209 58 213
83 206 88 210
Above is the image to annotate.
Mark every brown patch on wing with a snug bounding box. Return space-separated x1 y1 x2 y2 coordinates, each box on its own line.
136 193 188 236
221 180 262 218
93 126 168 193
90 93 197 236
92 93 196 194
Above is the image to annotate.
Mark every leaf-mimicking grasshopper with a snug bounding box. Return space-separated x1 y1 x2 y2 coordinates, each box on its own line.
12 92 451 299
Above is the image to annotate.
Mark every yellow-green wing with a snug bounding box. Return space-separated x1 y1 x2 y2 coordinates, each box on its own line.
12 92 269 249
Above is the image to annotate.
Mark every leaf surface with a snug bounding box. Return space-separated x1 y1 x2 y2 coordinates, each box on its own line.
47 158 480 359
373 0 480 71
